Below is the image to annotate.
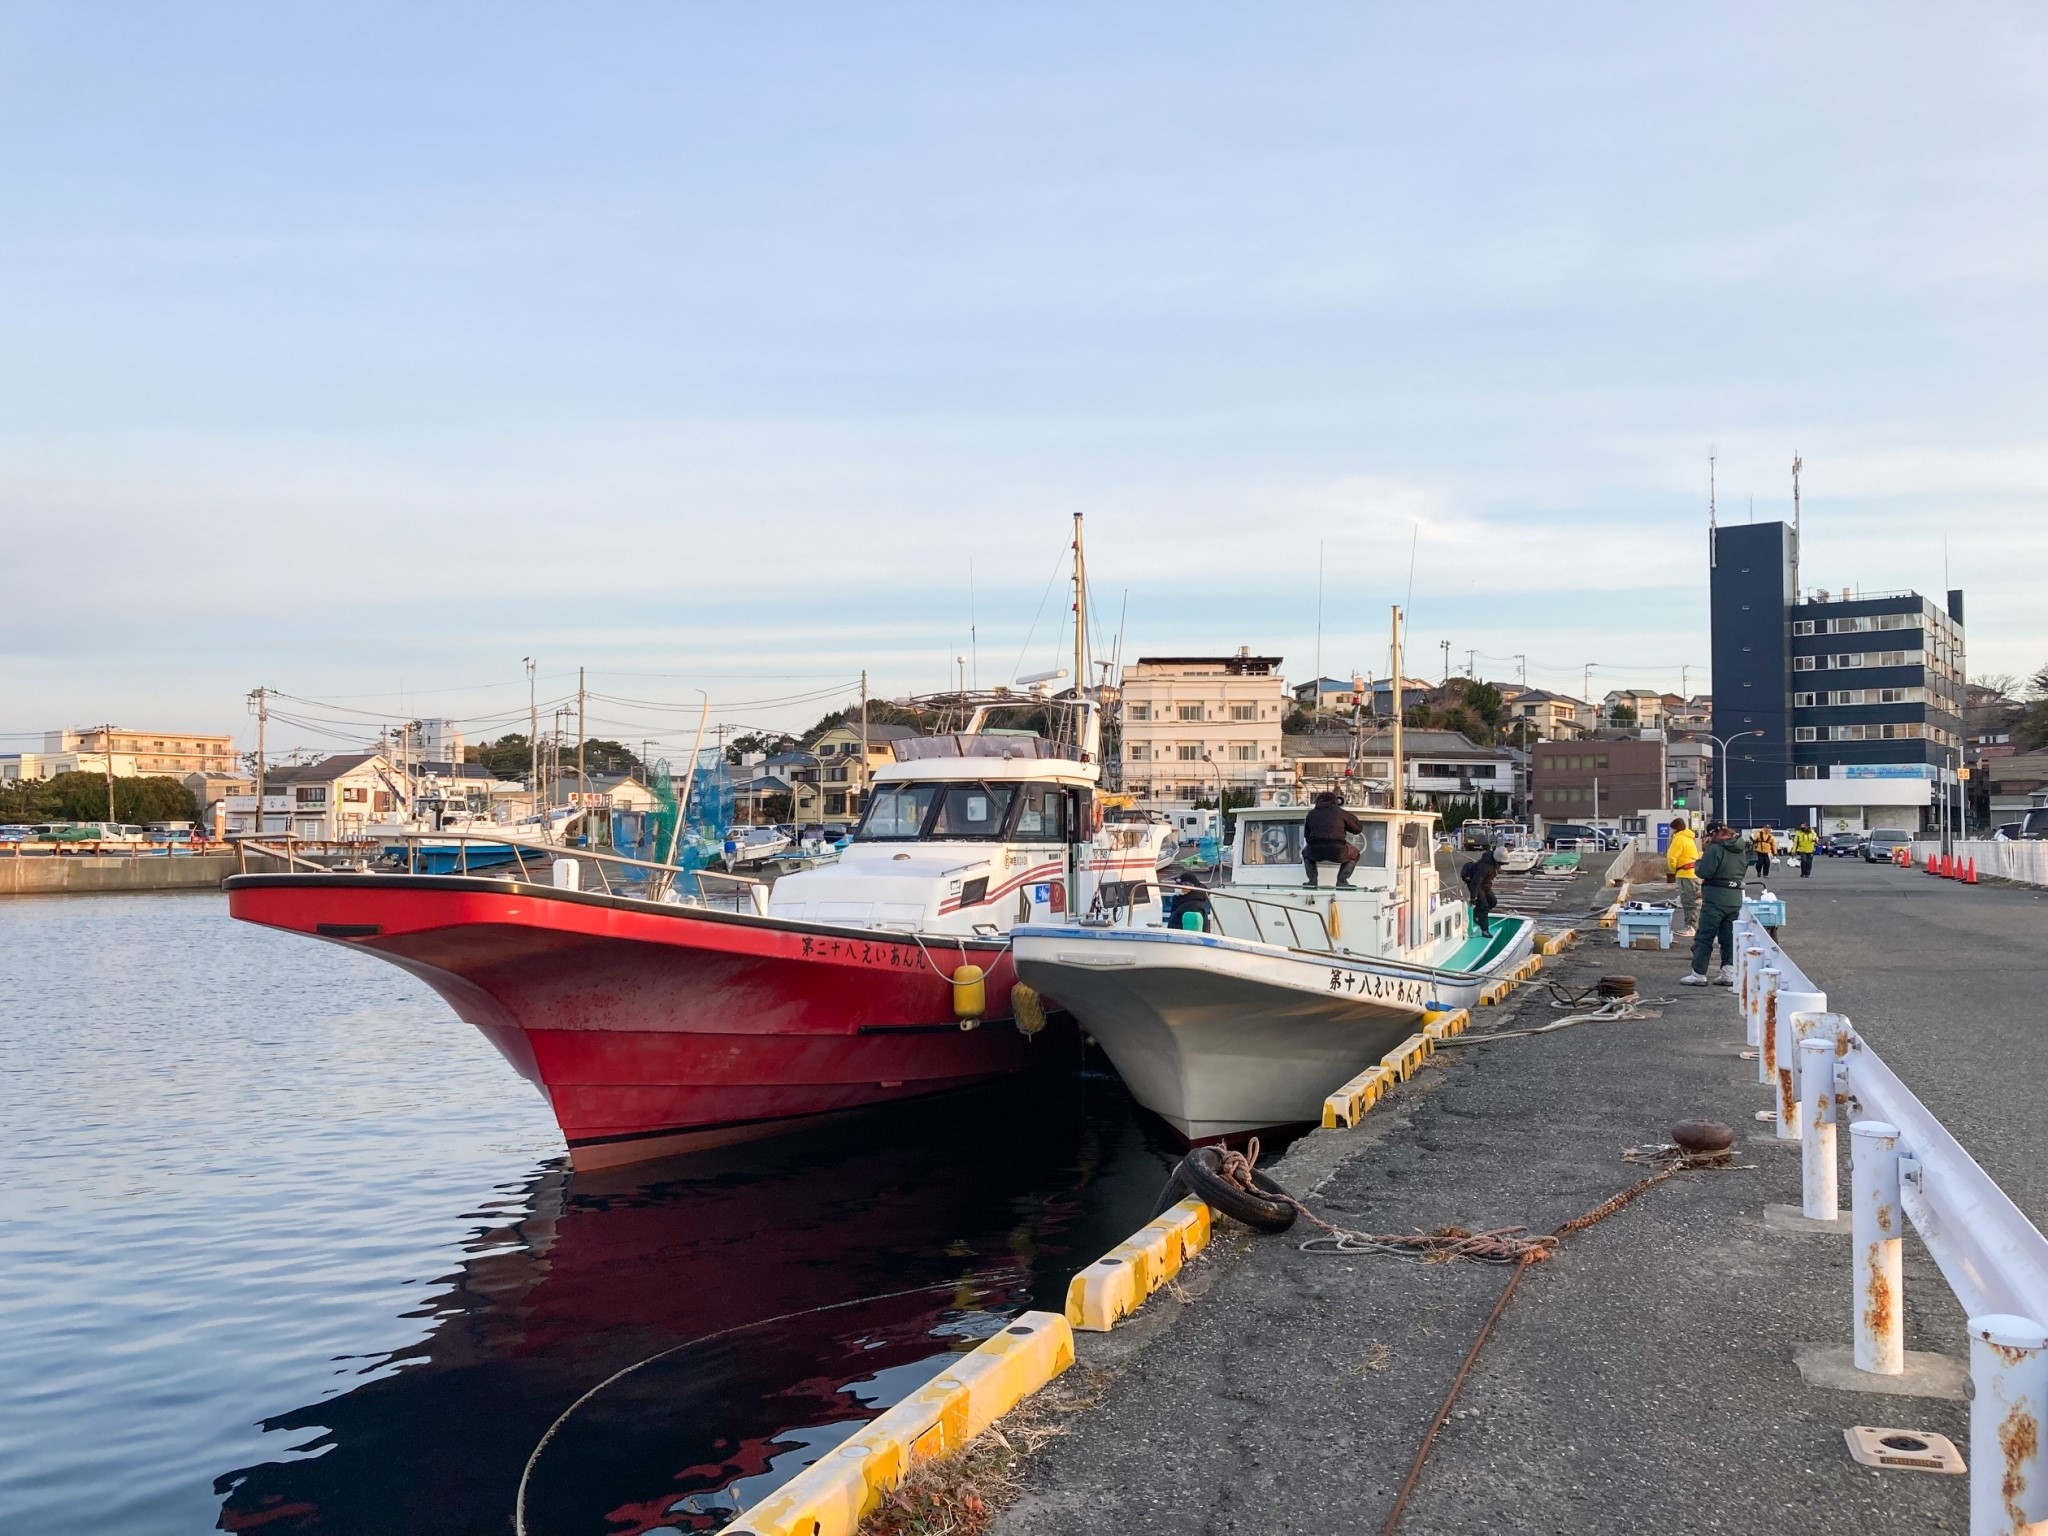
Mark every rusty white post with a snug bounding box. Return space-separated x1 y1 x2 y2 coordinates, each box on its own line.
1968 1314 2048 1536
1799 1037 1838 1219
1743 947 1767 1045
1851 1120 1904 1375
1774 993 1826 1141
1756 968 1781 1084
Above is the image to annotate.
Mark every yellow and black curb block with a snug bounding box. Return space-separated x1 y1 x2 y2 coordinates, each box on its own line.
1479 953 1544 1006
726 1311 1076 1536
1538 927 1578 956
1063 1197 1212 1333
1597 882 1633 927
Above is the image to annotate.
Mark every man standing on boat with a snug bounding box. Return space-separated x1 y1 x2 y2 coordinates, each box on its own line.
1462 843 1501 936
1680 821 1747 987
1302 791 1362 888
1664 815 1701 938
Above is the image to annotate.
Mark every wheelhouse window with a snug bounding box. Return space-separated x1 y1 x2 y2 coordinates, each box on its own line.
1008 784 1068 842
1240 819 1304 867
856 783 940 840
927 783 1019 839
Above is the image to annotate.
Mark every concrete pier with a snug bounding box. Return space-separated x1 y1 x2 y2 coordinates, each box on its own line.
0 854 240 896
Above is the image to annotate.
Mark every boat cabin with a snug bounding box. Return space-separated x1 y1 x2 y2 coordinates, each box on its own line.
1187 803 1468 963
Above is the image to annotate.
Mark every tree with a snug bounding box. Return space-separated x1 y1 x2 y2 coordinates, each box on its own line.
726 730 798 764
1609 704 1638 728
468 734 532 777
0 772 199 825
2016 664 2048 752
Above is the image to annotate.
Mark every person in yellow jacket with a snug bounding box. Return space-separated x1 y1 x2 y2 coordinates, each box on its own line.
1792 823 1819 878
1751 824 1777 878
1665 815 1701 937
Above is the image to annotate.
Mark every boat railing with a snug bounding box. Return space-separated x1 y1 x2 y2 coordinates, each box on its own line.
1167 883 1333 953
240 832 765 908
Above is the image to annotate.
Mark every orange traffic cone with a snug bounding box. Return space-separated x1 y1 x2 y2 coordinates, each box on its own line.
1926 852 1940 875
1965 858 1979 884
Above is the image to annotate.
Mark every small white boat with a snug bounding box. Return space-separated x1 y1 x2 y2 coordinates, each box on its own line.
1491 833 1544 874
724 827 793 868
1013 796 1535 1141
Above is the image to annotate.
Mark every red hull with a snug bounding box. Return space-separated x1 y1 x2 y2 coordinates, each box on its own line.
224 874 1047 1168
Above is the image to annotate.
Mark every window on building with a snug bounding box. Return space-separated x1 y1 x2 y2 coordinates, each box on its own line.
1794 727 1817 742
1229 744 1257 761
1176 744 1200 761
1177 704 1203 722
1795 764 1819 779
1793 692 1817 707
1229 704 1256 721
1595 755 1609 769
1831 654 1863 669
1128 745 1149 760
1127 704 1149 721
1793 621 1815 635
1830 690 1866 706
1794 656 1817 672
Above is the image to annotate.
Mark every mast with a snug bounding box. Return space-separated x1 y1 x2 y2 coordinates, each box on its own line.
1790 452 1803 597
1390 606 1405 812
1071 513 1092 758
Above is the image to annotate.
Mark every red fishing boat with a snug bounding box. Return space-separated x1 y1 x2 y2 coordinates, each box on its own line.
227 695 1170 1170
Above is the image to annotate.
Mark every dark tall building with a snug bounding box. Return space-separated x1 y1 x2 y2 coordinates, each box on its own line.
1709 519 1965 833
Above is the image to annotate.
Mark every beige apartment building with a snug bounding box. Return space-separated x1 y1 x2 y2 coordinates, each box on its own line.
56 727 238 776
1119 650 1288 799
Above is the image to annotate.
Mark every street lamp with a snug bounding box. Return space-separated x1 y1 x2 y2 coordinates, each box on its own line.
1698 730 1763 825
1201 750 1230 812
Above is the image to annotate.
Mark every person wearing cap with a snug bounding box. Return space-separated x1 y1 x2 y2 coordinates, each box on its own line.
1680 821 1747 986
1302 791 1363 887
1462 842 1502 936
1664 815 1701 938
1791 822 1819 877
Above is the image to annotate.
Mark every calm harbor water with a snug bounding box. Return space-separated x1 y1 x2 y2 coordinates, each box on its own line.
0 892 1182 1534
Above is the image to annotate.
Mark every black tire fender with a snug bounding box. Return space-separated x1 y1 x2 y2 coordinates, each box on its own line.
1165 1146 1298 1233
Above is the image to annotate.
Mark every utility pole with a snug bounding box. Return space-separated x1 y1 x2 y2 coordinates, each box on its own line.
1440 639 1451 684
1514 655 1527 688
1466 649 1476 679
576 665 587 814
523 657 538 813
858 669 869 817
249 688 268 836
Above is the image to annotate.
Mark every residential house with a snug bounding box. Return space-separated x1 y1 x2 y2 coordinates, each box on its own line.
1987 753 2048 832
1121 651 1289 799
184 770 254 838
1503 688 1591 742
788 721 923 822
233 754 400 839
1282 729 1523 814
1600 689 1669 729
1290 677 1367 716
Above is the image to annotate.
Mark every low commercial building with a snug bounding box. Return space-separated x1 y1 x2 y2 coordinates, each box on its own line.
1530 735 1667 826
1121 651 1289 799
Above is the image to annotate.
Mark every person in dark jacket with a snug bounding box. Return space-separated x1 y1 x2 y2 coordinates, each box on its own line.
1680 822 1748 986
1461 844 1501 935
1167 873 1216 932
1302 792 1363 887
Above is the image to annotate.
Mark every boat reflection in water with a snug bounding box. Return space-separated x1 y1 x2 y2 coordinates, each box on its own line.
214 1069 1177 1536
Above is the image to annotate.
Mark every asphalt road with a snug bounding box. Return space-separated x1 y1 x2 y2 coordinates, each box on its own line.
1689 851 2048 1227
990 860 2024 1534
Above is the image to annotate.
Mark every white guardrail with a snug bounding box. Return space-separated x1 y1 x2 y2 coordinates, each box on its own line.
1734 913 2048 1535
1911 840 2048 889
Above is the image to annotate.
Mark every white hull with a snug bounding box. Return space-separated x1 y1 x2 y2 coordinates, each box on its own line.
1014 919 1534 1140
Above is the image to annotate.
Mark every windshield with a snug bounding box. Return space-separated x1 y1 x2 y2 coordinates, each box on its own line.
1240 820 1304 866
927 784 1018 839
856 783 941 840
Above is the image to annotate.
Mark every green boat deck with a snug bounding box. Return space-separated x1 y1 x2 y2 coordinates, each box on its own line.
1434 914 1533 974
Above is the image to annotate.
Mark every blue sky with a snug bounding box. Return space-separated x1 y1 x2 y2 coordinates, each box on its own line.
4 4 2044 758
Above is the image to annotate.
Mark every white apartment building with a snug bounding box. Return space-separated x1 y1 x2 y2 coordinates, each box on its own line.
2 726 238 783
1119 650 1287 799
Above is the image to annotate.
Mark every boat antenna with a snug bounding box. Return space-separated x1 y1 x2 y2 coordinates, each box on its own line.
1390 605 1405 813
1314 540 1325 721
968 557 978 691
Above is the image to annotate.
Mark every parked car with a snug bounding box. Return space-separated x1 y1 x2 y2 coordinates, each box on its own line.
1864 828 1915 863
1542 822 1598 849
2017 808 2048 841
1993 823 2021 842
1823 832 1866 858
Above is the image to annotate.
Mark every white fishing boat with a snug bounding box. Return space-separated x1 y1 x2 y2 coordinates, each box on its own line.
1011 604 1535 1141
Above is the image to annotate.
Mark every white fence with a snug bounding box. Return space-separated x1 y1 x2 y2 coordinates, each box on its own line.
1734 914 2048 1534
1908 839 2048 888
